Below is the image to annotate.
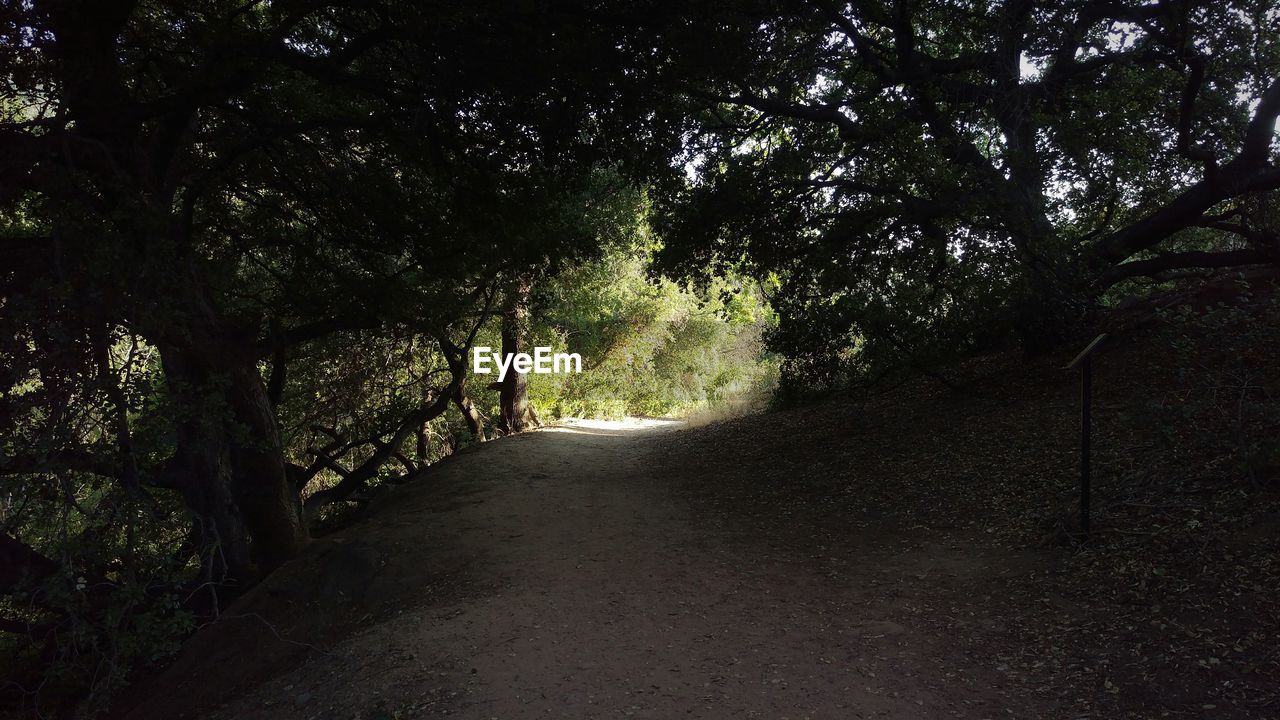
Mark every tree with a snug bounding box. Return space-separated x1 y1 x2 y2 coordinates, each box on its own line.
0 1 702 708
0 0 679 602
497 273 542 434
652 0 1280 387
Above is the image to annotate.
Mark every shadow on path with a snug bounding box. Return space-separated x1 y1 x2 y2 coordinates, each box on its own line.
126 420 1016 720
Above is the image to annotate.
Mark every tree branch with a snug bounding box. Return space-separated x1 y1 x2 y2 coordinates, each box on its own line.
301 384 455 523
1093 78 1280 265
0 531 61 597
717 92 863 141
1098 247 1280 287
259 314 380 358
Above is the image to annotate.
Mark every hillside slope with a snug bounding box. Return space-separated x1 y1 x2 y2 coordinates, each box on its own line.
120 304 1280 720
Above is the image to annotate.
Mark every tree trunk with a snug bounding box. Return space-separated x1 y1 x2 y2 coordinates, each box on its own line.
417 376 431 462
226 362 309 568
415 424 429 463
1009 275 1084 354
160 340 307 591
498 275 539 434
0 531 61 598
1004 236 1093 355
454 385 487 440
440 337 486 442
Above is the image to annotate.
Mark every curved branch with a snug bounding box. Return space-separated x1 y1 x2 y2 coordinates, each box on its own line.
301 384 454 523
0 449 119 479
1098 247 1280 287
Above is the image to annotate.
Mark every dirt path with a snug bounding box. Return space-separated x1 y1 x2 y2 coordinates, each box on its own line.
124 334 1280 720
129 418 1044 720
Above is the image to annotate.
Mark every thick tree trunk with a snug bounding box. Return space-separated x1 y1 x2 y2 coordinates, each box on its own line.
226 363 309 568
995 222 1092 354
168 402 252 587
1009 270 1087 354
161 340 307 590
37 0 314 599
497 275 539 434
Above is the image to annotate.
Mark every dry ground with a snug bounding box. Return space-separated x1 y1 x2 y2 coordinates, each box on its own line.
118 324 1279 720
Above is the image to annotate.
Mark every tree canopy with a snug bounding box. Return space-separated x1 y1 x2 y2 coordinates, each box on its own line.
0 0 1277 712
652 0 1280 389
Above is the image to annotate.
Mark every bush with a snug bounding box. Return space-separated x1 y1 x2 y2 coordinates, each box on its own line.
528 244 777 420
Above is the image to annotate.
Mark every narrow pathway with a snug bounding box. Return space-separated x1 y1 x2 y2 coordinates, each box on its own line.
129 420 1030 719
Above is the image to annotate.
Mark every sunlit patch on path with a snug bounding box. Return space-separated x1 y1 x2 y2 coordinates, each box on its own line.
549 416 685 434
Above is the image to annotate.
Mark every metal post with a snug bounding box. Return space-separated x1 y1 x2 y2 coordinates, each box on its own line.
1080 356 1092 536
1065 333 1106 539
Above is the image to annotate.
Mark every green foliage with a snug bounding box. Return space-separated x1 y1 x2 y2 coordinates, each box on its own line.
528 240 777 420
275 330 468 518
2 2 701 712
3 0 1276 715
652 1 1280 392
2 493 195 716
